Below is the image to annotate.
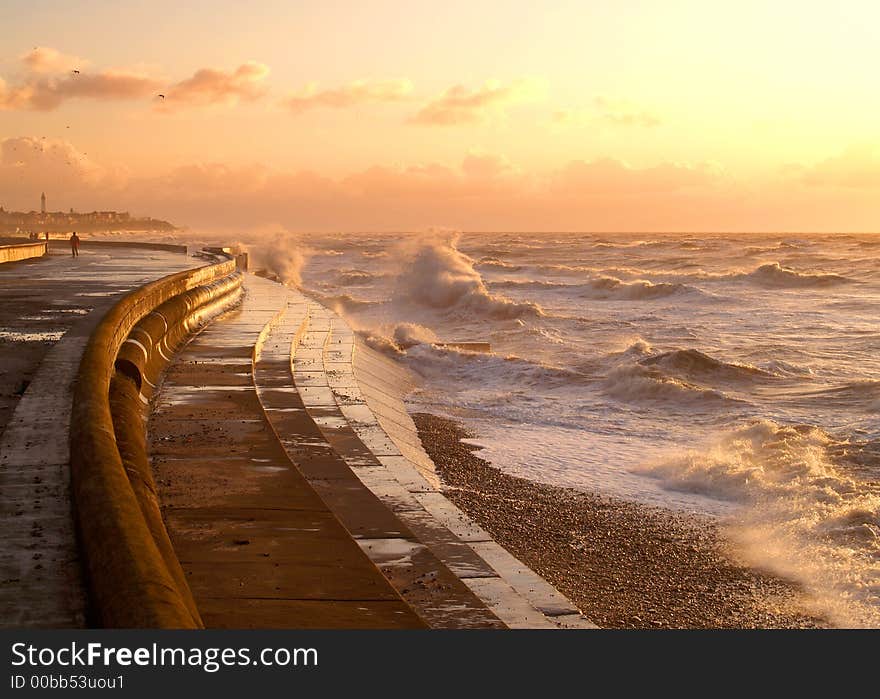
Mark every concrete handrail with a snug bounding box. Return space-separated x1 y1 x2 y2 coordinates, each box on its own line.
70 255 238 628
66 240 188 253
0 241 48 264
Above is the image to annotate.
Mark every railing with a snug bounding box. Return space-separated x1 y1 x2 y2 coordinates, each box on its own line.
69 252 241 628
0 241 48 264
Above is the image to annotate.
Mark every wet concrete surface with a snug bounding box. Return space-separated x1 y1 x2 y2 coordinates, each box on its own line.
256 302 504 628
150 277 426 628
305 307 595 628
0 247 194 628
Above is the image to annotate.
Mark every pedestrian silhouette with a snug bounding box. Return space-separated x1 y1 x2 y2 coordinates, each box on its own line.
70 232 80 258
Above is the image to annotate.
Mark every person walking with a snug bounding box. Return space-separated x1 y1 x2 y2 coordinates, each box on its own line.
69 231 80 258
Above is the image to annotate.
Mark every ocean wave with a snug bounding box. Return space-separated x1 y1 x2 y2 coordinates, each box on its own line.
392 234 543 320
809 380 880 411
404 343 589 390
592 240 646 249
735 262 851 288
640 348 777 384
475 257 524 271
489 279 575 291
359 322 438 354
359 326 590 391
601 362 740 406
307 290 377 314
334 268 380 286
580 276 708 300
638 420 880 627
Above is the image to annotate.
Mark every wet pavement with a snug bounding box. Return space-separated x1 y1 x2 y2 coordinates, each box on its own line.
257 295 503 627
0 246 195 627
153 272 592 629
1 249 592 629
150 276 426 628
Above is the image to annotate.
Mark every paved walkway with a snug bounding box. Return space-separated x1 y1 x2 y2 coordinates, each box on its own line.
0 247 194 627
153 274 593 629
150 276 426 628
300 304 594 629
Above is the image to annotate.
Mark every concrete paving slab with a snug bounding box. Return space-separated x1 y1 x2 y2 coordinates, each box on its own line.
1 247 197 628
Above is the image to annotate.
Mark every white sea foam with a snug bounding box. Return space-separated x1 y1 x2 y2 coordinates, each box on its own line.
291 230 880 626
390 233 543 319
638 421 880 627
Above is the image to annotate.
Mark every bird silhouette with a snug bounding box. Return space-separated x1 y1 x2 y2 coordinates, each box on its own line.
72 69 80 75
158 94 166 99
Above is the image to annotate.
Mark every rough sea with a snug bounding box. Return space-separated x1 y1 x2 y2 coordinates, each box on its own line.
284 231 880 626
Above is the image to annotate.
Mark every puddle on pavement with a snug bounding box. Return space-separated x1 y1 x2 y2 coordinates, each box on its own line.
0 329 66 342
356 538 423 566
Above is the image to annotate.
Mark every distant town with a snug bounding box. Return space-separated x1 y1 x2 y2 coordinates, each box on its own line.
0 192 175 235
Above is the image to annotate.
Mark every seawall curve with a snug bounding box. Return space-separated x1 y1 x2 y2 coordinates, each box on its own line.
70 251 242 628
0 241 47 264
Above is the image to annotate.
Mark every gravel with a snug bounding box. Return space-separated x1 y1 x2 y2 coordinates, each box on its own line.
413 412 825 629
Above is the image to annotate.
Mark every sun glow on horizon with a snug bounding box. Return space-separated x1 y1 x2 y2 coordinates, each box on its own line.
1 0 879 231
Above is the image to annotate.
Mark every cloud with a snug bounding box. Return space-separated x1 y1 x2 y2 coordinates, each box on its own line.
594 96 661 127
0 70 162 111
3 137 879 233
552 157 719 195
2 49 272 112
162 61 270 107
0 137 111 212
554 97 661 128
285 79 413 114
0 47 158 110
461 152 515 179
799 145 880 189
411 80 533 125
20 47 89 74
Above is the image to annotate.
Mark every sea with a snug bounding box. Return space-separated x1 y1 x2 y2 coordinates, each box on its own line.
276 231 879 627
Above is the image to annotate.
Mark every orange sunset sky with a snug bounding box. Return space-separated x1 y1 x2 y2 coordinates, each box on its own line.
1 1 879 232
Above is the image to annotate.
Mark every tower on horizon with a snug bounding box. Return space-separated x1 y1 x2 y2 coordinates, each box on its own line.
40 192 46 214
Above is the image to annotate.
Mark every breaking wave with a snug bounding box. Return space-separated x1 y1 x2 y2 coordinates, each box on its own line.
306 290 377 314
393 234 542 319
639 420 880 627
602 362 740 406
735 262 851 288
334 268 380 286
640 349 777 384
580 276 708 300
475 256 524 271
490 276 710 300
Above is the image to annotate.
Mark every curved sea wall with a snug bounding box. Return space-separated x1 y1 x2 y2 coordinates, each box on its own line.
0 241 47 264
70 251 242 628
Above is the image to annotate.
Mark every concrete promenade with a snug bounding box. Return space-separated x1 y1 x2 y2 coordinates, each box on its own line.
153 274 594 628
0 246 193 627
2 249 593 629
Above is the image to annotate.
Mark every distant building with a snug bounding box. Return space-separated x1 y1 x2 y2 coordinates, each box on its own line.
0 194 175 234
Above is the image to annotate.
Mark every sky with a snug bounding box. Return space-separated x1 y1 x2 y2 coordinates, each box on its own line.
1 0 879 232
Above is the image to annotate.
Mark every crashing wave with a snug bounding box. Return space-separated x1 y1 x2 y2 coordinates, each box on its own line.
475 257 524 271
638 420 880 627
581 276 707 300
640 348 777 383
601 362 739 406
392 234 542 319
307 290 376 314
736 262 851 288
334 268 378 286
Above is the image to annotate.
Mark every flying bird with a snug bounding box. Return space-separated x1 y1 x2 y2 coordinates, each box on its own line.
158 94 165 99
72 69 80 75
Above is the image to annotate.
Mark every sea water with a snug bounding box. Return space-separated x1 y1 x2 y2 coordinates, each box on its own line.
293 231 880 627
